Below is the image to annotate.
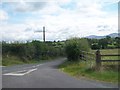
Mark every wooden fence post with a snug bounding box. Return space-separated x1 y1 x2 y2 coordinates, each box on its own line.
96 50 101 70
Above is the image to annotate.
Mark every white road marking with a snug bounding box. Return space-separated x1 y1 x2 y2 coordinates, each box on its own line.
3 68 37 76
2 64 43 74
0 66 6 67
23 64 43 69
36 64 43 67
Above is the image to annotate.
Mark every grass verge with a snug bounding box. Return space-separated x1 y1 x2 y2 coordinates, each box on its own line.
59 60 119 84
2 56 59 66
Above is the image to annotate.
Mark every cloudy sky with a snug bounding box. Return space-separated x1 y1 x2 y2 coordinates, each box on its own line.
0 0 119 42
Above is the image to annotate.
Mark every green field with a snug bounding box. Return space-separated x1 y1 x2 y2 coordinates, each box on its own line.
92 49 119 55
59 49 120 83
92 49 119 66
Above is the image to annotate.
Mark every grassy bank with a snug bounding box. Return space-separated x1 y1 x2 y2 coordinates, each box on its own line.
59 60 119 83
2 55 58 66
59 49 119 83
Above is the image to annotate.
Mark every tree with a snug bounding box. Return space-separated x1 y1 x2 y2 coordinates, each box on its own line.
98 38 108 49
65 38 90 61
114 37 120 48
31 41 42 59
91 43 100 50
106 36 112 44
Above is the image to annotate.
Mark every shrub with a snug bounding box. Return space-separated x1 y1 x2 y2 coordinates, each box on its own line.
2 40 65 63
91 43 100 50
65 38 90 61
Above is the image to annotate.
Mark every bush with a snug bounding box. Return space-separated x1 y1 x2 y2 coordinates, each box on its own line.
65 38 90 61
107 44 116 49
91 43 100 50
2 40 65 63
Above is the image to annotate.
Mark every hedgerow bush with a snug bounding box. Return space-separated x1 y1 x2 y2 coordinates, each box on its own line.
2 40 64 61
65 38 90 61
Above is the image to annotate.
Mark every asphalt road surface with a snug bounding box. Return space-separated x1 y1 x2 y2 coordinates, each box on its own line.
2 58 118 88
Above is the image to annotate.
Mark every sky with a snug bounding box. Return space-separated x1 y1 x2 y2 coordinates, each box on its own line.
0 0 119 42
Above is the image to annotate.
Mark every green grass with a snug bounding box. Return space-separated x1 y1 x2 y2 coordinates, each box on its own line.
2 56 57 66
59 49 119 83
92 49 119 55
92 49 120 66
100 49 119 55
2 56 25 66
59 60 119 83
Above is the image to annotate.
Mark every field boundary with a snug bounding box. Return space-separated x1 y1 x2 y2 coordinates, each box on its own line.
95 50 120 69
80 49 120 70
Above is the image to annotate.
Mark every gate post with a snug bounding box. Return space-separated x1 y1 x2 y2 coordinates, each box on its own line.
96 50 101 70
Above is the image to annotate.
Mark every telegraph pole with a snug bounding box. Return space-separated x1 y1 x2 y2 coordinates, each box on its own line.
34 26 46 42
43 26 45 42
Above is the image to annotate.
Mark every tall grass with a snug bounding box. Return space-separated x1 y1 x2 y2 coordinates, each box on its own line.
2 55 54 66
59 60 119 83
59 49 119 83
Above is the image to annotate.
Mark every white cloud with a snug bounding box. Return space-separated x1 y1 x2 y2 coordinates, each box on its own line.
1 1 47 13
14 2 47 12
1 0 118 41
0 9 8 21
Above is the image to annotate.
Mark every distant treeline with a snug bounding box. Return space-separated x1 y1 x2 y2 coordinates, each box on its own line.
2 36 120 61
86 36 120 49
2 40 65 61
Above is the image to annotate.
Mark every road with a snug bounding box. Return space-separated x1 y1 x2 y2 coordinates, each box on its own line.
2 58 118 88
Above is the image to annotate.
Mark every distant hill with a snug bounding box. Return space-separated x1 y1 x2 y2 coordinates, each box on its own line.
85 33 119 39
